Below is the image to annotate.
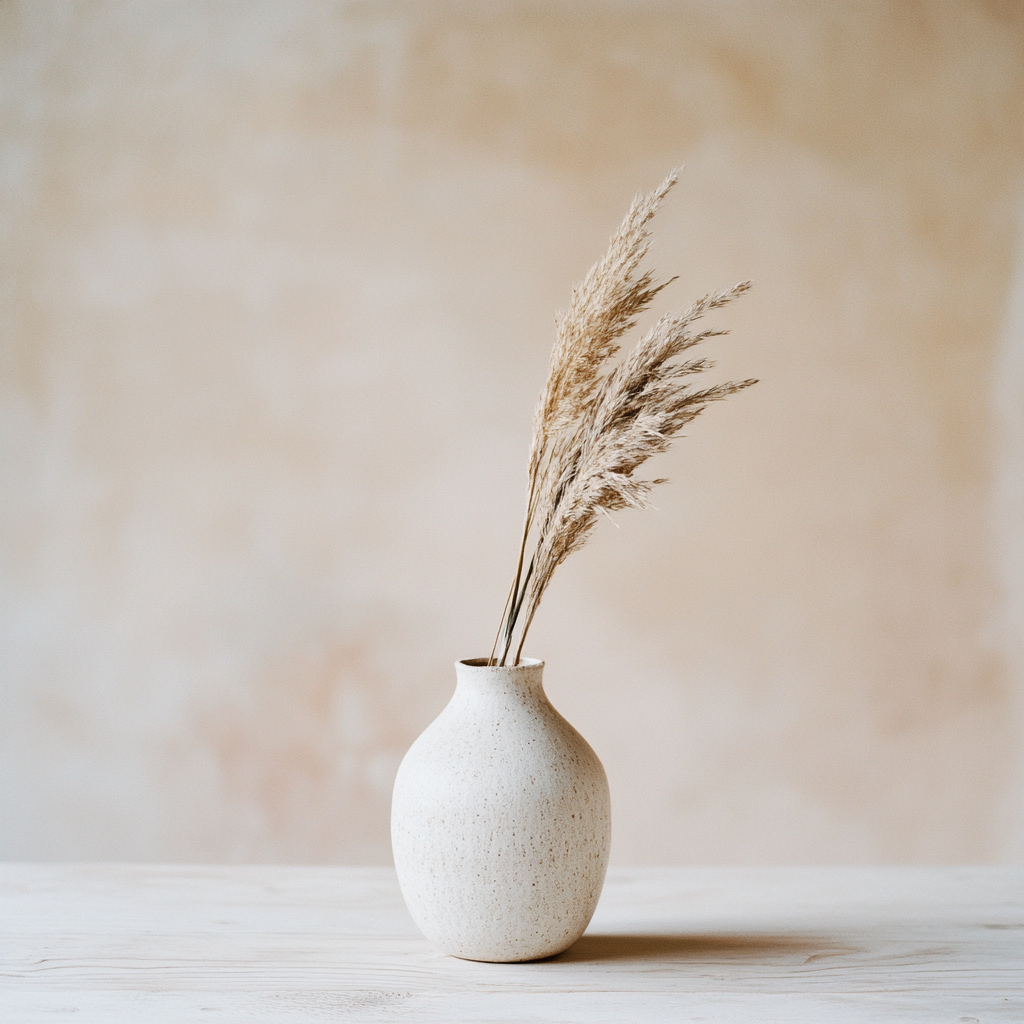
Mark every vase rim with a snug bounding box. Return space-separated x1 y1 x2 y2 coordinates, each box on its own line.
458 657 544 670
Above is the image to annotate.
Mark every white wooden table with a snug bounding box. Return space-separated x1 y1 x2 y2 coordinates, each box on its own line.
2 865 1021 1022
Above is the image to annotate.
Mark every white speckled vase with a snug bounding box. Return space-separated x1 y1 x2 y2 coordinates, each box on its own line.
391 657 611 962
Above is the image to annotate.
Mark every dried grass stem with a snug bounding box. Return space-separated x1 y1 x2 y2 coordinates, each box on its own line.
493 172 756 665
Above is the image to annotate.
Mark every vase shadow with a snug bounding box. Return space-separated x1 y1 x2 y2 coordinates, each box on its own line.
552 932 859 964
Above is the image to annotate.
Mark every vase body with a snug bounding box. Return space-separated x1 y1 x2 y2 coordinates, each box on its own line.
391 658 611 962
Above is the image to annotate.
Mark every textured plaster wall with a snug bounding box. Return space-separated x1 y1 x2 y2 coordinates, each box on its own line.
2 0 1023 864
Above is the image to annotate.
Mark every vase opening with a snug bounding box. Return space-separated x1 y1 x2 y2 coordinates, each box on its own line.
459 656 543 668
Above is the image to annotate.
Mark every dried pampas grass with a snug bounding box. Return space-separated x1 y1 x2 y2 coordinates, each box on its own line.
491 171 756 666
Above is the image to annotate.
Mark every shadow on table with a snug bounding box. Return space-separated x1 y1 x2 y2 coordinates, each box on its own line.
554 933 861 964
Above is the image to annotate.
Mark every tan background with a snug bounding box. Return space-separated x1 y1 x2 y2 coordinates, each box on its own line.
2 0 1023 865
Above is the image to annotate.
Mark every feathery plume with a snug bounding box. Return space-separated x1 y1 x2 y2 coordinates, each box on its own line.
491 173 755 665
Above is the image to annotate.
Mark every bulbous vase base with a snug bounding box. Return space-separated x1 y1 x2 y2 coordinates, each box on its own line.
391 658 611 962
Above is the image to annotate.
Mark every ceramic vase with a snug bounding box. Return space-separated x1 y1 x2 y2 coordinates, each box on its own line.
391 657 611 962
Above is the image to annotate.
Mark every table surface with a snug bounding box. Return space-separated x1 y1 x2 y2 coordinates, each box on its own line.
2 864 1021 1023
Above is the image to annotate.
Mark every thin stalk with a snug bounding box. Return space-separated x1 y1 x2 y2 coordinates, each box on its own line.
513 594 542 666
500 556 535 665
492 444 549 665
488 571 519 666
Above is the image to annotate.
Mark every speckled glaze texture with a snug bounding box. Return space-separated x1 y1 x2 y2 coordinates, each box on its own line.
391 658 611 962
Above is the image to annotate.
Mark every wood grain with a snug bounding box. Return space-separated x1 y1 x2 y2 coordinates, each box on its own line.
2 865 1021 1021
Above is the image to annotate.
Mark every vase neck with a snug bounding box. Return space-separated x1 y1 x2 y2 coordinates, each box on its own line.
454 658 546 698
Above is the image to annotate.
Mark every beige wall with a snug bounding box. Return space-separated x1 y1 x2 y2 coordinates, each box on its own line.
2 0 1023 864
